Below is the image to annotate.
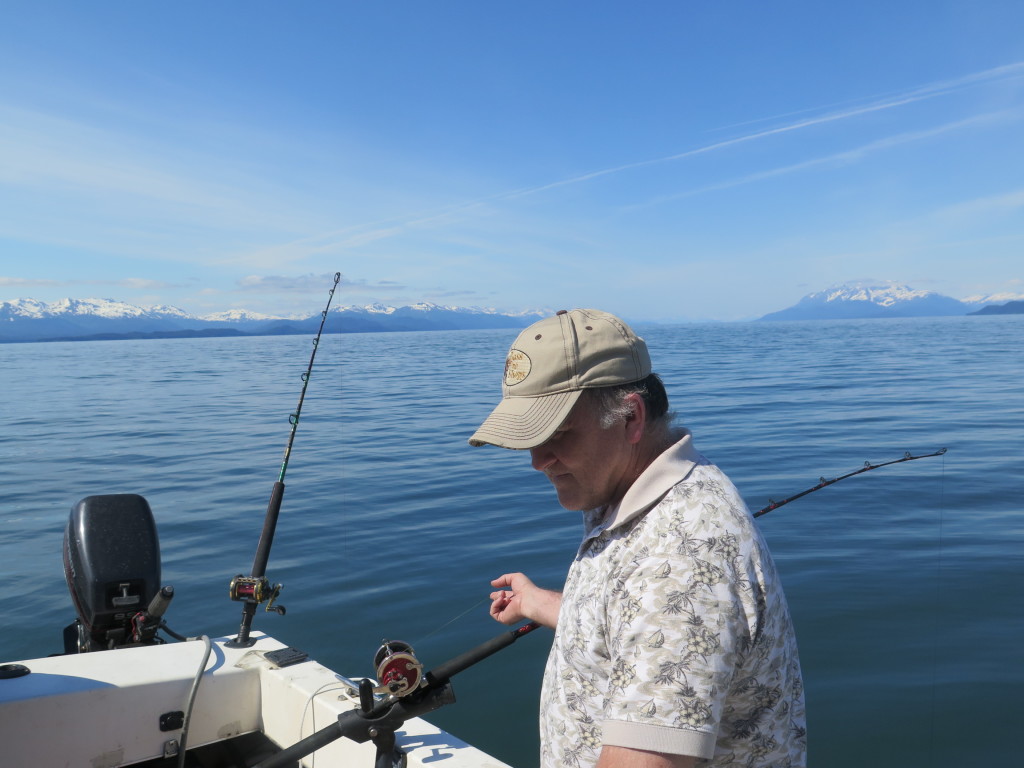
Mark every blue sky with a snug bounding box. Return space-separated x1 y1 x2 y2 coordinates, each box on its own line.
1 2 1022 321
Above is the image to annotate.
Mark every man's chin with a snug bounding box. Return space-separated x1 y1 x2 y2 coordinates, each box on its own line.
549 476 596 511
553 489 588 512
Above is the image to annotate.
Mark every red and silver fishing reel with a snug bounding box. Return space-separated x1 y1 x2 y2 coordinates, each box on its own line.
372 640 423 697
229 575 285 615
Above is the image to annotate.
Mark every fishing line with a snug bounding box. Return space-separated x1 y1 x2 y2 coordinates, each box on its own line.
301 680 361 768
927 449 948 764
409 597 491 647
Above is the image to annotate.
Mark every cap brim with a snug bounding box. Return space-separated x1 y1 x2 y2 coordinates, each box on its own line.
468 389 583 449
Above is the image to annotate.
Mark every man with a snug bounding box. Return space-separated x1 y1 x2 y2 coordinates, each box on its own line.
469 309 806 768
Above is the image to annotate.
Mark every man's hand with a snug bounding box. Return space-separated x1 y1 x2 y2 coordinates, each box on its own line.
489 572 562 628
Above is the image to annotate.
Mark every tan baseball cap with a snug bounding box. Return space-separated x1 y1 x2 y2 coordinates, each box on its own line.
468 308 651 449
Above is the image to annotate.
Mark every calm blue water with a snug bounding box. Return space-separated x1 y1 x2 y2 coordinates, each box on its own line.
1 316 1022 767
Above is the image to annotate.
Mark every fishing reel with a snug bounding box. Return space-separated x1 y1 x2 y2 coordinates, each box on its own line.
229 575 286 615
372 640 424 697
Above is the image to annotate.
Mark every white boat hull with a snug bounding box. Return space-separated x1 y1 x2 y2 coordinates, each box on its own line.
0 632 512 768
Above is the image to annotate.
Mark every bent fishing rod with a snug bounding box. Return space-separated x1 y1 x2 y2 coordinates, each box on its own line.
227 272 341 648
250 440 943 765
753 447 947 518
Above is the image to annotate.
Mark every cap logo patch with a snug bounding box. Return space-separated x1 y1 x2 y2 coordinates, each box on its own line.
504 348 531 386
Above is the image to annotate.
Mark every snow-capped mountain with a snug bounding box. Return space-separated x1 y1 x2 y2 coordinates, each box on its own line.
202 309 288 323
961 291 1024 306
324 302 546 333
758 282 1002 321
0 297 545 342
1 297 193 320
0 297 201 340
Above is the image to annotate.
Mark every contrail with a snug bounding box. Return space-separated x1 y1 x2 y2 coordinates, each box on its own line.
500 61 1024 199
634 109 1018 207
269 61 1024 259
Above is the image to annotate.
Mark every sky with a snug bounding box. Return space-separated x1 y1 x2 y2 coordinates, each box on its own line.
1 2 1022 322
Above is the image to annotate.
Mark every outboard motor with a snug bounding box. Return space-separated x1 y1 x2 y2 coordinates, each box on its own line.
63 494 172 653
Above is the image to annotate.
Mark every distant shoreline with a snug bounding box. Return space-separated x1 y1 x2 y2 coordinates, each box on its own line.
0 325 526 344
4 311 1023 345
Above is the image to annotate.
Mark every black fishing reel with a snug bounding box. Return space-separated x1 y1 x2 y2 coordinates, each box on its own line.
229 575 286 615
372 640 424 697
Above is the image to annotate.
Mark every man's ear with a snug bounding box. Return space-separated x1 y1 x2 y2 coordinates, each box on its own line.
623 392 647 445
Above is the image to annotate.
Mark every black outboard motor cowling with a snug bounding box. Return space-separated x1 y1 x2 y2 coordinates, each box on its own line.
63 494 162 652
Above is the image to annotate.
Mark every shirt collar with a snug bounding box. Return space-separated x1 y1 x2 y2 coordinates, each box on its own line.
583 428 700 539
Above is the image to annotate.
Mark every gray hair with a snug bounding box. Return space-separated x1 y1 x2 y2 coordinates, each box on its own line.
582 373 674 432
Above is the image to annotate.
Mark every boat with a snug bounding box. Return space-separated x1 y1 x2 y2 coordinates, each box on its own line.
0 274 525 768
0 490 529 768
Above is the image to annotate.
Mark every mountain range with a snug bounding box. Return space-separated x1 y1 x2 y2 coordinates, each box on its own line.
1 283 1021 342
758 283 1023 321
0 298 545 343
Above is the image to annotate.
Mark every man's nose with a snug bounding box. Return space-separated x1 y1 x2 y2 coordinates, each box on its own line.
530 444 556 472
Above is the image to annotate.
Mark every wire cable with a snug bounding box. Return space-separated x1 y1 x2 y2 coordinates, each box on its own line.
177 634 213 768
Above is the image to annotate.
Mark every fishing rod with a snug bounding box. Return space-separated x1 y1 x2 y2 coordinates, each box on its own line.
251 444 942 765
253 621 541 768
227 272 341 649
753 447 947 518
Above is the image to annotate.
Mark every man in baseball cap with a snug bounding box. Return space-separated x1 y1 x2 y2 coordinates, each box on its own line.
472 309 806 768
469 308 655 450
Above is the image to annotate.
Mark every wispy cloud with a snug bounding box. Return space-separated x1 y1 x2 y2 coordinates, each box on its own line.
0 275 184 290
0 105 326 257
238 273 337 293
0 106 228 208
339 277 409 293
4 58 1021 300
266 61 1024 258
236 272 396 294
631 109 1021 208
0 276 62 287
933 187 1024 221
228 195 496 268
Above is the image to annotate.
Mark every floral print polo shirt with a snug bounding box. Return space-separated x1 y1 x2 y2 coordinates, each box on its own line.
539 430 806 767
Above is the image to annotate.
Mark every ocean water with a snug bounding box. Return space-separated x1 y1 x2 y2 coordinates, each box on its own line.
1 316 1022 767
